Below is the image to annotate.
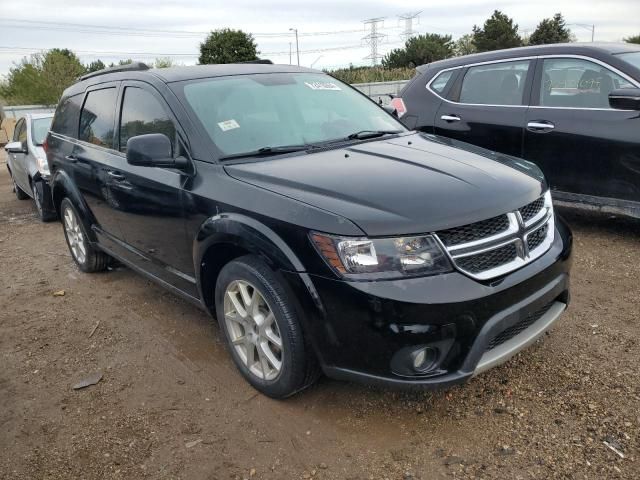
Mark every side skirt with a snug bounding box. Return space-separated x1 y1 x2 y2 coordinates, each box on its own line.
96 243 207 312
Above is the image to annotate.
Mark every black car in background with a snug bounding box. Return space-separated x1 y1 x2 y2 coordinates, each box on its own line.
45 62 571 398
392 43 640 219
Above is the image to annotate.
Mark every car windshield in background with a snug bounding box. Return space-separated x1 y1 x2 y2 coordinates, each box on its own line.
32 117 53 145
180 73 405 157
616 51 640 71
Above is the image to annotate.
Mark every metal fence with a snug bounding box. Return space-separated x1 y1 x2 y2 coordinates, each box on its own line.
352 80 409 105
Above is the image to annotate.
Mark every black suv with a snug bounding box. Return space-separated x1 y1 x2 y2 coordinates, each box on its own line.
392 43 640 219
46 62 572 398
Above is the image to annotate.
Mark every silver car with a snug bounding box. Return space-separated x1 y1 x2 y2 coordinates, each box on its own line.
4 113 56 221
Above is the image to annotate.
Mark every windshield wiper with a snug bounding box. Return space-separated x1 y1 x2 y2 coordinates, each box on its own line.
219 145 311 161
346 130 403 140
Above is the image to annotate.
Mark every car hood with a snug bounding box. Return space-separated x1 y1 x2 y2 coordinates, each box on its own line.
224 133 546 236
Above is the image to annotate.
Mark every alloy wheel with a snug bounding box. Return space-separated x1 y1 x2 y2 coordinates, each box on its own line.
223 280 283 381
63 206 87 264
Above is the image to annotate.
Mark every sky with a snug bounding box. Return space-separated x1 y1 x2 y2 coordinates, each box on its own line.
1 0 639 76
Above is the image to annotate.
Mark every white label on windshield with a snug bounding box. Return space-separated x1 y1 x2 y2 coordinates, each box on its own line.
217 119 240 131
304 81 341 91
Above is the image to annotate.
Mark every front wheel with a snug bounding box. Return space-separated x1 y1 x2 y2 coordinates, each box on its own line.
215 255 319 398
32 180 56 222
60 198 110 273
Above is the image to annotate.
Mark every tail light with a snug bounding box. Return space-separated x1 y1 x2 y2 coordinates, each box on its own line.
390 97 407 118
42 137 49 154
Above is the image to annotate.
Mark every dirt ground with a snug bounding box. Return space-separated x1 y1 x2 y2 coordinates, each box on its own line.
1 150 639 480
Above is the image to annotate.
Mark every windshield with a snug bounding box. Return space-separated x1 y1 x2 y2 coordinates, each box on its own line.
179 73 405 157
617 51 640 71
31 117 53 145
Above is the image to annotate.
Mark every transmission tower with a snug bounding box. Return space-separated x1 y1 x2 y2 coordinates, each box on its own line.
362 17 386 66
398 11 421 40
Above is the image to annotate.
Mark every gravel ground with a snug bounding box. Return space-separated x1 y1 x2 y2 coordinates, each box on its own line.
1 150 639 479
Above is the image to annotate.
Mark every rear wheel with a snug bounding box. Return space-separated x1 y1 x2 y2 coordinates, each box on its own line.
60 198 110 272
215 255 319 398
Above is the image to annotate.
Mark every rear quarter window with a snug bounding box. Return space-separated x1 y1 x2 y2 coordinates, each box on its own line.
430 70 455 94
51 94 83 139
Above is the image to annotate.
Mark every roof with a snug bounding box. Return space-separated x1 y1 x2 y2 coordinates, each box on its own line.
419 42 640 72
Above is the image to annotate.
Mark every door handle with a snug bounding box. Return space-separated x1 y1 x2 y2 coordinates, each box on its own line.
107 170 126 181
527 121 555 132
65 154 77 163
441 114 461 122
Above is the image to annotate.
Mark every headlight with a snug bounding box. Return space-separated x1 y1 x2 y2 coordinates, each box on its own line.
36 156 50 175
311 232 452 279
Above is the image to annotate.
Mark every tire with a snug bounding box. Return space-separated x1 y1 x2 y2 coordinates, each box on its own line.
215 255 319 398
60 198 110 273
32 180 56 222
11 173 29 200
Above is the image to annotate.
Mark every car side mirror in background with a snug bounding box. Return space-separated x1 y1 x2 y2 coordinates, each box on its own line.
126 133 188 169
609 88 640 110
4 141 27 154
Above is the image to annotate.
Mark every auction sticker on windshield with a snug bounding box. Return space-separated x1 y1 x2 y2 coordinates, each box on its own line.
304 81 341 91
218 119 240 131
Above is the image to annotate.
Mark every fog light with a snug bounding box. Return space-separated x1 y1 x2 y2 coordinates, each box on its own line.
411 347 438 373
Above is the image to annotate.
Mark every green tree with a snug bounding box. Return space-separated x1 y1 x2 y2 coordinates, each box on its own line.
529 13 572 45
199 29 259 64
86 60 106 73
624 34 640 44
472 10 522 52
382 33 454 68
454 34 477 56
154 57 175 68
42 49 86 100
0 49 85 104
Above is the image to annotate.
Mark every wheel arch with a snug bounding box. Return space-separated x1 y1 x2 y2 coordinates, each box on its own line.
194 213 311 315
51 170 98 242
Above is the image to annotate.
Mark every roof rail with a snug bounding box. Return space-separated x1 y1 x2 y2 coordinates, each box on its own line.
79 62 150 81
236 59 273 64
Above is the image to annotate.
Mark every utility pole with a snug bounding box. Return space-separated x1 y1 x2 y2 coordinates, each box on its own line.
362 17 386 67
568 23 595 42
289 42 292 65
398 11 421 40
289 28 300 66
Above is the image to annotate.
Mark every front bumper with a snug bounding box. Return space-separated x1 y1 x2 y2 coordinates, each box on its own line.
282 217 572 389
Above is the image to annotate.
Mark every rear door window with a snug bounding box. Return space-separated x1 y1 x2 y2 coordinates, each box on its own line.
118 87 176 153
79 88 118 148
539 58 635 109
51 94 83 138
459 60 531 105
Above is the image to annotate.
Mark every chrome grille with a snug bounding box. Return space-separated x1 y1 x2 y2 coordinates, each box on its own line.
519 197 545 223
456 243 517 274
438 214 510 247
434 192 554 281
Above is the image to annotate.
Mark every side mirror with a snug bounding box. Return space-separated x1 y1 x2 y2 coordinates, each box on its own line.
383 105 399 117
609 88 640 110
126 133 188 169
5 141 26 154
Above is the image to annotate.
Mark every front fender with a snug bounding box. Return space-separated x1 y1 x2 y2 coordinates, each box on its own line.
194 213 305 273
51 169 98 242
193 213 325 316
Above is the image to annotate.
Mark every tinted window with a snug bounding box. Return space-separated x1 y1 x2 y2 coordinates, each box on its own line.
460 60 531 105
431 70 454 94
79 88 117 148
31 117 53 145
119 87 176 153
540 58 635 109
51 94 83 138
181 73 404 156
